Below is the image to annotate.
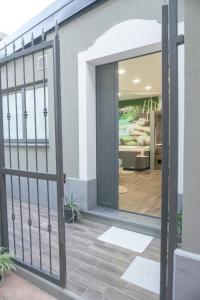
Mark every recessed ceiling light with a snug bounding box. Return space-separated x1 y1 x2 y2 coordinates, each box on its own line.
133 78 141 84
118 69 126 74
145 85 152 90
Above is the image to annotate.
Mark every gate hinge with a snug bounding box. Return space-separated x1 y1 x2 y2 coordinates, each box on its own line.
177 34 184 46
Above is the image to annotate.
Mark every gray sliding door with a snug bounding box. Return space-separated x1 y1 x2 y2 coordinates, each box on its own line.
96 63 118 208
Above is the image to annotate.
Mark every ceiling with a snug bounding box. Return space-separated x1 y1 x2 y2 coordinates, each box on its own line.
118 52 161 100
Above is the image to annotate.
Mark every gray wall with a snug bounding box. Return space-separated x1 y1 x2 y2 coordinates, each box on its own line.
47 0 162 179
182 0 200 254
4 0 162 209
174 3 200 297
174 249 200 300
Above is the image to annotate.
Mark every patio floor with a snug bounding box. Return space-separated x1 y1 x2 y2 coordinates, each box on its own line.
7 200 160 300
0 273 55 300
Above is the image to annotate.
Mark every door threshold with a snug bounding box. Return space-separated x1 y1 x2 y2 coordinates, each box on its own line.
81 206 161 238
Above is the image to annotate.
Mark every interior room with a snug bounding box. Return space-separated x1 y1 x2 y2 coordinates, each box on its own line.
118 52 162 217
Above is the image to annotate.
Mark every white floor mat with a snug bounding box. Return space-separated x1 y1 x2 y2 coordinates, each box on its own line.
121 256 160 294
97 226 153 253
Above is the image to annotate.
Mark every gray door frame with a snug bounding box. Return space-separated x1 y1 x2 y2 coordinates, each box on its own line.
96 51 162 213
96 62 119 209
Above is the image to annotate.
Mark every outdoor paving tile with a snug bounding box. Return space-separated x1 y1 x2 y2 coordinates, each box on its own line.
83 246 116 263
66 235 93 247
103 286 138 300
7 200 161 300
78 264 127 290
113 258 131 270
67 248 99 266
66 279 86 296
68 267 108 294
72 229 106 241
82 289 103 300
96 260 125 276
66 255 85 270
123 283 159 300
92 239 136 256
89 242 135 263
79 219 109 231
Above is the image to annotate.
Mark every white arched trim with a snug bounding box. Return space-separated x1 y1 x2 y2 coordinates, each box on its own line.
78 18 184 196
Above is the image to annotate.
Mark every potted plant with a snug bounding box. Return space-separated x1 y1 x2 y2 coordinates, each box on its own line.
176 211 182 236
0 247 16 286
64 195 81 223
176 211 183 245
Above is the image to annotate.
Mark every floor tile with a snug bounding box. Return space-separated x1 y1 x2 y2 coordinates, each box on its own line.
98 226 153 253
121 256 160 294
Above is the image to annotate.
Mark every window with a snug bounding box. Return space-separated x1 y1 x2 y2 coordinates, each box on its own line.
2 84 49 143
38 55 47 70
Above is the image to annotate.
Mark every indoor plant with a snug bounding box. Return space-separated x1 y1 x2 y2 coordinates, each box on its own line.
0 247 16 286
64 195 81 223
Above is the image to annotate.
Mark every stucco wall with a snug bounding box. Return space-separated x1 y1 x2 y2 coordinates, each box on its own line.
174 249 200 300
182 0 200 254
47 0 162 179
3 0 186 210
3 0 186 211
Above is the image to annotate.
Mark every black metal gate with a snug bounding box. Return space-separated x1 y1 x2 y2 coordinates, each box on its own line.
0 26 66 287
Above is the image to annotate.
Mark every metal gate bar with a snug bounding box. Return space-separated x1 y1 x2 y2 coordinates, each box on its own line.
53 26 66 288
41 34 53 274
22 39 34 265
160 1 185 299
13 48 25 262
0 69 9 249
160 4 169 300
0 168 57 180
5 55 16 256
0 27 66 287
168 0 179 298
32 43 42 270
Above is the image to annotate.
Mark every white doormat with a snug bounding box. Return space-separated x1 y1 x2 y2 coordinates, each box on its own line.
97 226 153 253
121 256 160 294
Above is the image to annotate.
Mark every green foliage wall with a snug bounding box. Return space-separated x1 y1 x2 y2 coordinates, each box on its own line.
119 96 159 110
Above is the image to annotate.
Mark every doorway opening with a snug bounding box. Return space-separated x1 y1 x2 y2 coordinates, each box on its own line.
96 51 162 219
118 52 162 217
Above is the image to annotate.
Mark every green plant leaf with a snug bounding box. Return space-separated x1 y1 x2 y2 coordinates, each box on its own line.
0 247 16 276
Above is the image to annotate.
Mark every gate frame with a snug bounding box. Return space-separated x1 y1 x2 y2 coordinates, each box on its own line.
160 1 184 299
0 28 66 288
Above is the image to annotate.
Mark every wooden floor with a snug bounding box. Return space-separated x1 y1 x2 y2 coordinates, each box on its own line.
7 200 160 300
119 170 161 217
